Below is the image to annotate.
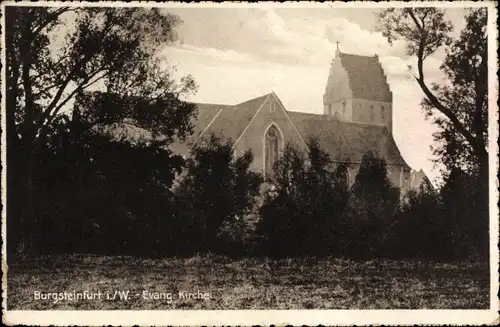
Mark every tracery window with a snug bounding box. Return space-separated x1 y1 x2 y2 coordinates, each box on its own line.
265 125 282 176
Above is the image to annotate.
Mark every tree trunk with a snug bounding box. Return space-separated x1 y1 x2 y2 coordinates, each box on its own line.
6 139 37 262
5 9 25 262
13 12 38 259
13 141 37 259
478 154 489 259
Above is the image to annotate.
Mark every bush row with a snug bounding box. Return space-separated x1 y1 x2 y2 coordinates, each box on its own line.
8 132 488 261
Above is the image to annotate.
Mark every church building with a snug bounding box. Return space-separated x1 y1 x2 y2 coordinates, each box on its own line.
76 48 422 194
171 48 415 193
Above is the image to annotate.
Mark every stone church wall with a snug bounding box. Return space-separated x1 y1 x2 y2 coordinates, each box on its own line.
323 60 353 120
351 98 393 131
233 95 308 175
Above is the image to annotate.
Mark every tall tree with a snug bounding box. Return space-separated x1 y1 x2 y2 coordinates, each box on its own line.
376 8 489 260
376 8 488 180
5 6 197 257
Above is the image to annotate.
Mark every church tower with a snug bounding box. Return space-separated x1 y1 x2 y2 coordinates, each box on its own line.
323 43 393 133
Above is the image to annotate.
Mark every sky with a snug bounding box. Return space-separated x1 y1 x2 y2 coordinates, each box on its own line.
156 6 468 184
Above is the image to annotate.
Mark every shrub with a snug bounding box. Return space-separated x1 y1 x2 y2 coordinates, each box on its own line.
174 133 263 254
387 166 488 261
387 180 443 259
343 151 401 258
440 167 489 260
257 138 350 257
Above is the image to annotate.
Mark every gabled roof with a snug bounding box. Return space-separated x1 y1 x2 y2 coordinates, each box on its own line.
170 93 271 154
73 91 409 169
202 94 270 143
73 91 272 155
288 111 409 168
169 102 231 155
338 52 392 102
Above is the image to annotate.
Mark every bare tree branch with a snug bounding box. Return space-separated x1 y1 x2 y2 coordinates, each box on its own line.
406 9 488 162
30 7 74 36
40 68 111 138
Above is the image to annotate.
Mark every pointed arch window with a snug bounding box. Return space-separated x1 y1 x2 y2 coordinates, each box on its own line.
265 125 282 176
381 106 385 121
369 105 374 121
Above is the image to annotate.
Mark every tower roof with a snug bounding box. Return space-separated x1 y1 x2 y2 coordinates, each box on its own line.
338 52 392 102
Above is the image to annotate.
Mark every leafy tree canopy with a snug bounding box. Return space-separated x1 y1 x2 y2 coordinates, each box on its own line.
376 8 488 179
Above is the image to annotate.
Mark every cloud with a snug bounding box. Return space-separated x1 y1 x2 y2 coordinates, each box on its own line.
379 55 446 89
163 44 256 65
248 7 416 74
168 8 413 68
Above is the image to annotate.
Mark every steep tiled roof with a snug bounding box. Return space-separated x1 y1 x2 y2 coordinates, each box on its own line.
168 103 228 155
288 111 409 168
74 91 409 169
201 94 269 143
170 93 271 154
339 52 392 102
74 91 271 155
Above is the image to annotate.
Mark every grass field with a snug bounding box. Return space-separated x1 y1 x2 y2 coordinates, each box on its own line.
7 254 489 310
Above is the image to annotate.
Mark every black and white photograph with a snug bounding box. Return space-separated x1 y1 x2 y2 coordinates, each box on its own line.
1 1 498 326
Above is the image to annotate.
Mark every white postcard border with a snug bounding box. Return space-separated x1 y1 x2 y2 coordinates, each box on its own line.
1 1 498 326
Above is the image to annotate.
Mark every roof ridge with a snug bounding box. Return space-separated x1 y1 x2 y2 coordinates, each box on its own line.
287 110 390 129
191 101 233 107
235 92 272 106
286 110 320 116
339 52 379 59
